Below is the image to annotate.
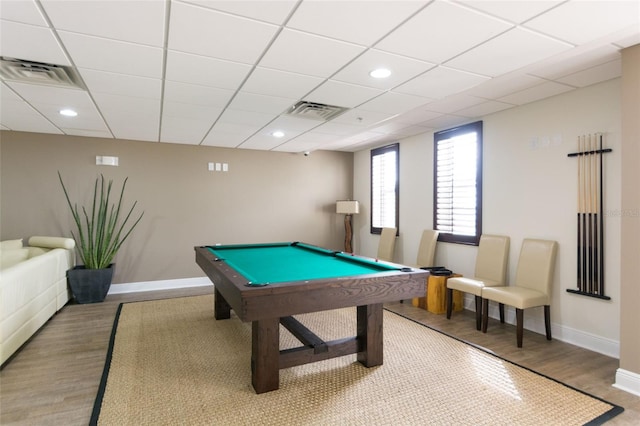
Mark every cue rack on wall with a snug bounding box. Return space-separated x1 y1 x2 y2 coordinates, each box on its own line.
567 133 612 300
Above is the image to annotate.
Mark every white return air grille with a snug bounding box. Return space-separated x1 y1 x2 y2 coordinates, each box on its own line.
0 57 85 90
286 101 348 121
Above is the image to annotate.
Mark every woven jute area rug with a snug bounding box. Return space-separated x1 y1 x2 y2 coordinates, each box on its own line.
91 295 622 425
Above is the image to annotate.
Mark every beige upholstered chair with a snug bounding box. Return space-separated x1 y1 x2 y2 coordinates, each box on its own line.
415 229 439 268
377 227 397 262
446 234 510 330
481 238 558 348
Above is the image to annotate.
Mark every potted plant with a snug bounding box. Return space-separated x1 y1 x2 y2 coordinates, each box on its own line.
58 172 144 303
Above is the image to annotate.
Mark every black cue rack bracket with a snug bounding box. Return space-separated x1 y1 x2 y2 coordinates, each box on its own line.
566 133 612 300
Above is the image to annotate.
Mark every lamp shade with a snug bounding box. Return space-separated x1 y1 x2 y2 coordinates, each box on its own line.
336 200 359 215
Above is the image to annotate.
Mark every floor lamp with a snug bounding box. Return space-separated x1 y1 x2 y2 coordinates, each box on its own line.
336 200 359 253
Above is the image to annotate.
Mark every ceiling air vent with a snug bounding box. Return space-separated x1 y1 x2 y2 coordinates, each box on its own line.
286 101 349 121
0 57 85 90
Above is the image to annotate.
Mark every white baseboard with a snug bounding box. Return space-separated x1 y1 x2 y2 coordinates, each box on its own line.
107 277 212 294
463 296 620 358
613 368 640 397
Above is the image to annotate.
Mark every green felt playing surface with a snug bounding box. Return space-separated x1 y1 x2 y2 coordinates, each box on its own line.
207 242 399 285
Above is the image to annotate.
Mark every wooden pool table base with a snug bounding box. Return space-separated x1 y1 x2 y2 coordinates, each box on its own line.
215 288 382 394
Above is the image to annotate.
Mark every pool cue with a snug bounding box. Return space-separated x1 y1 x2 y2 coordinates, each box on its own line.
583 135 589 293
598 133 605 295
592 134 599 294
582 136 589 292
588 134 595 293
577 136 583 292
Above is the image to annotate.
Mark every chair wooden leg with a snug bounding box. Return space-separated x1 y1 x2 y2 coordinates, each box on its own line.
499 303 505 323
544 305 552 340
474 296 482 330
446 288 453 319
516 308 524 348
482 298 489 333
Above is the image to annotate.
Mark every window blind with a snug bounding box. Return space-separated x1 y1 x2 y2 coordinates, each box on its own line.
371 144 398 233
434 121 482 245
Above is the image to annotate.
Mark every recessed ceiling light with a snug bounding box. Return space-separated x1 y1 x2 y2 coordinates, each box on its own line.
59 109 78 117
369 68 391 79
272 130 285 138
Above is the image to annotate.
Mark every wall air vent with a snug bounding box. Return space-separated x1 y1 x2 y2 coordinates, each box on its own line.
285 101 349 121
0 57 85 90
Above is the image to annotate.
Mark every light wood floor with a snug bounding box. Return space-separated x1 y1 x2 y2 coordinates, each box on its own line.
1 286 639 425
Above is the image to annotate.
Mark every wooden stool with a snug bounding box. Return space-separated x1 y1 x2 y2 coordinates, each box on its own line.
413 274 463 314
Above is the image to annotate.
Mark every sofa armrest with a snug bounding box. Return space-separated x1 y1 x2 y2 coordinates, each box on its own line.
28 236 75 250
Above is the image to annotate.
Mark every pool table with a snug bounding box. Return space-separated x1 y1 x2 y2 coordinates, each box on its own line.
195 242 429 393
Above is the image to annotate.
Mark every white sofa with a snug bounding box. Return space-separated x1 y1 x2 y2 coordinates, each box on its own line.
0 236 76 365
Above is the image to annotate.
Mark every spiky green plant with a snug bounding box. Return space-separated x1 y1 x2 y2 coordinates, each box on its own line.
58 172 144 269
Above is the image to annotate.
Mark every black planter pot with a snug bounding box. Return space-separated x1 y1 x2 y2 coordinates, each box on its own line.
67 264 115 304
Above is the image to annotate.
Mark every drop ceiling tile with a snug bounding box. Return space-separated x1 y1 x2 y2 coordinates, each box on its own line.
0 97 62 134
202 122 259 148
287 1 426 46
282 131 338 146
168 1 278 64
272 131 342 153
0 0 49 26
394 66 489 100
312 121 364 137
331 108 395 127
498 80 574 105
613 29 640 48
526 44 621 80
391 108 442 125
258 28 366 78
161 115 212 145
241 67 324 99
6 81 94 108
321 130 387 151
0 20 70 65
305 80 383 109
370 121 431 136
58 31 163 78
40 0 166 46
59 127 112 139
454 99 514 117
555 59 621 88
332 49 435 90
229 92 296 115
163 100 223 121
271 141 327 154
376 1 513 64
92 92 160 141
182 0 298 25
446 27 572 77
165 50 252 89
238 115 320 150
163 81 234 108
79 68 162 99
422 94 485 114
359 91 431 115
455 0 563 24
268 115 322 133
38 106 109 131
524 1 640 45
420 114 470 131
464 73 544 99
217 108 277 128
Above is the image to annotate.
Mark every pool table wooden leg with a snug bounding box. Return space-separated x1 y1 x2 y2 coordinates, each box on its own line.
356 303 383 367
214 287 231 320
251 317 280 394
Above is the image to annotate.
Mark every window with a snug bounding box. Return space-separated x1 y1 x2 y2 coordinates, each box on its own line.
434 121 482 245
371 143 399 234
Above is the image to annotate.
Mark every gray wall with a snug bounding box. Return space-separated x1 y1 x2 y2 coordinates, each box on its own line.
0 132 354 285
